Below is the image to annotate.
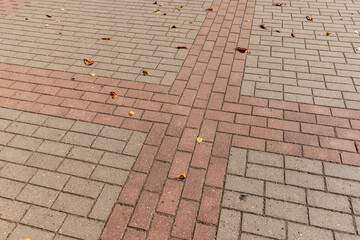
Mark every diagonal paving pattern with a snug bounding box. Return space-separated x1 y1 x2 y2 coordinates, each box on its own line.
0 107 146 240
242 0 360 109
0 0 211 85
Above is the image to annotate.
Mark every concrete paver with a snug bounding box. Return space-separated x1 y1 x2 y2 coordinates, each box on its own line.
0 0 360 238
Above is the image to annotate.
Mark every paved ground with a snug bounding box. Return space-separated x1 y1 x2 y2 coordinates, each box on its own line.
0 0 360 239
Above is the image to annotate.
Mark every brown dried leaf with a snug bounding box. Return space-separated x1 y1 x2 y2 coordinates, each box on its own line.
260 24 267 29
306 16 313 21
206 8 214 11
159 3 163 6
163 12 167 15
84 58 94 66
276 29 282 33
100 37 111 40
153 1 158 4
175 172 186 179
25 17 31 20
234 47 248 53
274 3 286 6
177 46 188 49
46 14 52 18
143 70 149 76
326 32 332 35
170 25 177 29
110 91 118 99
154 9 160 12
291 32 295 37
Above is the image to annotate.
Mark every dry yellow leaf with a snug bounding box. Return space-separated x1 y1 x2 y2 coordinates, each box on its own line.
60 8 65 11
154 9 160 12
55 20 60 22
90 73 96 77
110 91 118 99
24 239 32 240
143 70 149 76
197 137 203 143
129 111 135 116
25 17 31 20
45 24 49 27
355 31 360 34
356 47 359 51
326 32 332 35
175 172 186 179
0 32 2 35
159 3 163 6
306 16 313 21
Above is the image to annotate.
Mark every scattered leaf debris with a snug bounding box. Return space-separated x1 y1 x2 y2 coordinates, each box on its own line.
175 172 186 179
291 32 295 37
326 32 332 35
306 16 313 21
100 37 111 40
110 91 118 99
355 31 360 34
154 9 160 12
260 24 267 29
170 25 177 29
159 3 163 6
129 111 135 116
55 20 60 22
206 8 214 11
153 1 158 3
46 14 52 18
197 137 203 143
276 29 282 33
45 24 49 27
274 3 286 6
177 46 188 49
90 73 97 77
143 70 149 76
234 47 248 53
356 47 359 51
60 8 65 11
164 12 167 15
84 58 94 66
25 17 31 20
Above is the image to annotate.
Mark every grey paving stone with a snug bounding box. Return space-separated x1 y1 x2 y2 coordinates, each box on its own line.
8 224 54 240
30 170 69 190
91 165 129 185
25 153 64 171
57 159 96 178
59 215 104 240
225 175 264 196
17 185 59 207
227 147 247 176
285 170 325 190
0 163 37 182
0 197 29 222
246 164 284 183
8 135 43 151
99 126 133 141
284 156 323 174
43 117 75 130
53 193 94 216
122 132 147 156
222 190 263 214
0 178 25 199
308 190 351 213
91 137 126 153
0 147 33 164
6 122 39 136
63 177 104 199
265 182 306 204
288 222 333 240
89 184 122 221
61 132 96 147
68 146 103 163
32 127 67 141
17 112 48 125
309 207 355 233
0 132 14 145
217 208 241 240
265 199 308 223
99 152 135 170
21 206 67 232
0 219 15 240
70 121 104 135
242 213 286 239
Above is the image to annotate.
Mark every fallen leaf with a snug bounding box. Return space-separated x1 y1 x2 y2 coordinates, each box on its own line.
90 73 96 77
24 239 32 240
247 20 251 22
177 46 188 49
274 2 286 6
100 37 111 40
276 29 282 32
46 14 52 18
260 24 267 29
153 1 158 3
326 32 332 35
58 32 62 34
197 137 203 143
159 3 163 6
356 47 359 51
355 31 360 34
170 25 177 29
143 70 149 76
206 8 214 11
164 12 167 15
129 111 135 116
176 6 183 10
55 20 60 22
60 8 65 11
291 32 295 37
306 16 313 21
45 24 49 27
234 47 248 53
175 172 186 179
154 9 160 12
110 91 118 99
25 17 31 20
0 32 2 35
84 58 94 65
